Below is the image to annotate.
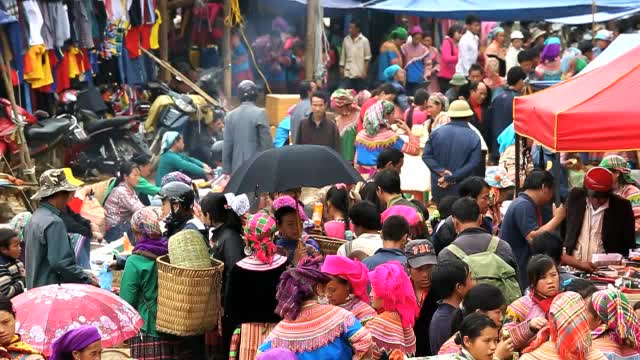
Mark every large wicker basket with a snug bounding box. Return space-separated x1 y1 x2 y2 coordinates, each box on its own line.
314 235 346 255
156 255 224 336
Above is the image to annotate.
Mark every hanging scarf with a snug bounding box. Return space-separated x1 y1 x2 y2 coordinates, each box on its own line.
363 100 395 137
530 289 557 314
523 292 591 360
591 289 640 350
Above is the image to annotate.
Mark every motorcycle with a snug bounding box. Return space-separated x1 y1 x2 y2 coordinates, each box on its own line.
144 67 225 162
0 97 87 172
61 90 151 177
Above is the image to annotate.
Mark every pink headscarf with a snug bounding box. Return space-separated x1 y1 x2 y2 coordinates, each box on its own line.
381 205 421 226
321 255 369 303
369 261 419 328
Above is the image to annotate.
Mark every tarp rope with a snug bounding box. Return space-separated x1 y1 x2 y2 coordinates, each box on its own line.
224 0 272 94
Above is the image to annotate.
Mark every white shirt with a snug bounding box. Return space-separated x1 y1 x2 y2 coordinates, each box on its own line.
337 233 383 257
468 123 488 151
339 33 372 79
505 46 522 75
575 200 609 262
23 1 44 46
456 30 479 75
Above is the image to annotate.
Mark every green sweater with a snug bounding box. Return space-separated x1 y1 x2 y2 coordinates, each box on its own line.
119 254 159 336
156 151 206 184
136 177 160 196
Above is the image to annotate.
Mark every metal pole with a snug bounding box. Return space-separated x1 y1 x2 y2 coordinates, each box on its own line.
304 0 318 81
223 0 232 100
553 152 562 206
515 134 521 195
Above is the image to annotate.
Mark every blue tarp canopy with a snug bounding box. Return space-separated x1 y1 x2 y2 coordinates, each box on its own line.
548 6 640 24
364 0 638 21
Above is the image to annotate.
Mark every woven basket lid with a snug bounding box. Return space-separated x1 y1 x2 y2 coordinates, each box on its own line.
168 229 211 268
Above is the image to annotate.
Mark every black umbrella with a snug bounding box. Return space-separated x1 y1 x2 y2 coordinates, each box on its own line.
225 145 363 194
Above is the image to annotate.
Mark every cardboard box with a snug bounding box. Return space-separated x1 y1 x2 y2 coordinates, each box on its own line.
265 94 300 127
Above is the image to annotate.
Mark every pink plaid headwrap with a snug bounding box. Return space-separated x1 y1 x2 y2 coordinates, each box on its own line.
321 255 369 303
369 261 419 327
272 195 308 221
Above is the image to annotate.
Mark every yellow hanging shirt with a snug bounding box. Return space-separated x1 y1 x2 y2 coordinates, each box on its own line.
150 10 161 50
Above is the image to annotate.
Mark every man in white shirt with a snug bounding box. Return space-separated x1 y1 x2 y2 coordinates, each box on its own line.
337 200 382 258
455 14 481 76
505 31 524 74
339 20 372 92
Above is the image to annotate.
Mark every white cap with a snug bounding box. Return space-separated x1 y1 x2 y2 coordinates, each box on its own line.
511 31 524 40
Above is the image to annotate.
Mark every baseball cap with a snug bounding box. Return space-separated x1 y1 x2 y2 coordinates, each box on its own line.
405 240 438 268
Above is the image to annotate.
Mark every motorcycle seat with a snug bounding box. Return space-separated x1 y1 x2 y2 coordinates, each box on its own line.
26 117 71 140
85 116 138 133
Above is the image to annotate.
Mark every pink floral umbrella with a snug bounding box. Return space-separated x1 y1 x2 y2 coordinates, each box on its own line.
12 283 143 355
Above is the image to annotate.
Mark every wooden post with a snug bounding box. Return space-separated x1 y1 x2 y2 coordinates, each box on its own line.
304 0 318 81
223 0 232 100
0 28 37 185
158 0 170 82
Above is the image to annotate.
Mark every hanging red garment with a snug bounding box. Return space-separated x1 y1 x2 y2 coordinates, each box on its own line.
124 26 142 58
55 50 71 93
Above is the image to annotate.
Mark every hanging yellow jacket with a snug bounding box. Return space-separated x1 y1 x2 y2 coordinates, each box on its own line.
23 45 53 89
150 10 161 50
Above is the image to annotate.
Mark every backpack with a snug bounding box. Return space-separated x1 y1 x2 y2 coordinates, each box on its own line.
446 236 522 305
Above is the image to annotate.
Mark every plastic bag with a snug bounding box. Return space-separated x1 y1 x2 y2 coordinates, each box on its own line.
98 263 113 291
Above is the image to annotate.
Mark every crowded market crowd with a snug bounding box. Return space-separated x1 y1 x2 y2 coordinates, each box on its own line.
2 10 640 360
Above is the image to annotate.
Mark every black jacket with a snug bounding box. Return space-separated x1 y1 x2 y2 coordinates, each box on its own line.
564 188 635 256
414 290 439 356
211 225 246 302
60 206 92 238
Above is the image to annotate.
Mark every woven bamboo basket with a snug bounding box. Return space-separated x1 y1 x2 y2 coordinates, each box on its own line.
314 235 346 255
156 255 224 336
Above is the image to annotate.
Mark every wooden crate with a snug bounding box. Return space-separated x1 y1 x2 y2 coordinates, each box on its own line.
265 94 300 127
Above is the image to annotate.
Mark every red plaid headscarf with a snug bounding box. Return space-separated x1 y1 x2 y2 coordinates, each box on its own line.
523 292 592 360
243 213 277 264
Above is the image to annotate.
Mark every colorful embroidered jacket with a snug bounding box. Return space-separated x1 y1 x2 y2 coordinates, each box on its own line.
366 311 416 360
503 295 545 350
258 303 372 360
592 331 640 360
340 297 377 326
354 128 420 171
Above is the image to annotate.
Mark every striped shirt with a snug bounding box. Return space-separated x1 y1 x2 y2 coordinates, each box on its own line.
0 254 25 298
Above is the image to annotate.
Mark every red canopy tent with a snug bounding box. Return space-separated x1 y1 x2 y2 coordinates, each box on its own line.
514 45 640 152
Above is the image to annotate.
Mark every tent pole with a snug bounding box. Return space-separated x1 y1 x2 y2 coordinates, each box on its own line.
553 152 562 206
515 134 521 195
